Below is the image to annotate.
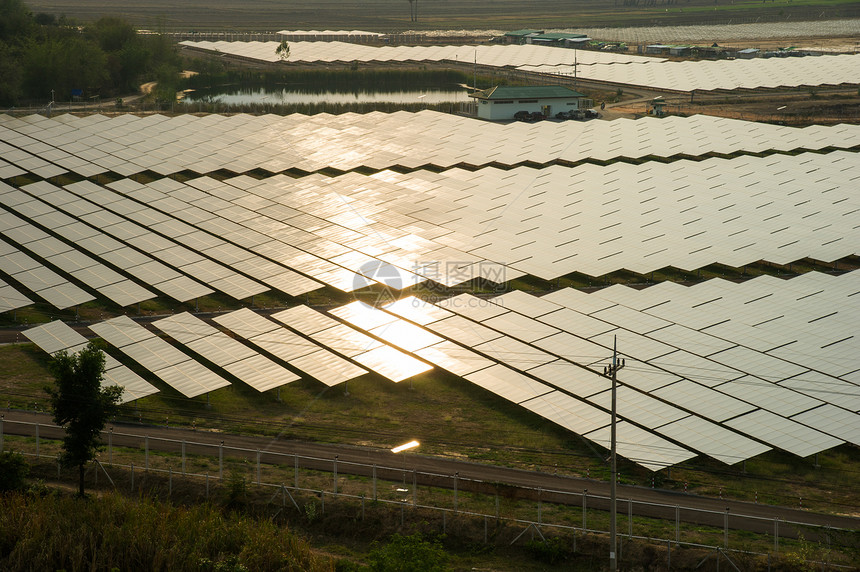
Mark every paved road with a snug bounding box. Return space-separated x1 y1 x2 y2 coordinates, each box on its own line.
3 410 857 544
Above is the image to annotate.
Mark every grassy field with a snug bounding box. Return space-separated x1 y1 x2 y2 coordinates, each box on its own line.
22 0 860 32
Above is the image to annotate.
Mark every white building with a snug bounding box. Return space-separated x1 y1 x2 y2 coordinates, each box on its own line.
468 85 587 121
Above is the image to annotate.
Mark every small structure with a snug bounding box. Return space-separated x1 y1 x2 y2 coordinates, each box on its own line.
738 48 760 59
647 98 668 117
503 29 544 44
644 44 672 55
669 46 692 57
469 85 587 121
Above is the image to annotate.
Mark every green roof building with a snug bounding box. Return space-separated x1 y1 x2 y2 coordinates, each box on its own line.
502 29 544 44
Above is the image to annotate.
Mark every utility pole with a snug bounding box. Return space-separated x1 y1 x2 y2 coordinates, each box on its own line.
602 336 625 572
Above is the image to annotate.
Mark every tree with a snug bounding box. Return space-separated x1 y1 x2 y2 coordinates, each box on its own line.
0 0 34 42
275 39 290 61
22 35 109 100
46 342 122 496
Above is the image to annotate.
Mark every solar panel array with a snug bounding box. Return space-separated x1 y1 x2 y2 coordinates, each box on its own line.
524 53 860 92
0 91 857 470
22 320 158 403
0 234 94 310
181 40 656 66
1 112 857 304
9 180 213 303
0 190 155 307
340 269 860 469
153 311 301 392
3 113 858 177
212 308 370 386
90 315 231 398
179 40 860 91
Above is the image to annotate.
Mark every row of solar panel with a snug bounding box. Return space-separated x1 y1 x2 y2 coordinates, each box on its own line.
178 40 860 92
2 112 858 178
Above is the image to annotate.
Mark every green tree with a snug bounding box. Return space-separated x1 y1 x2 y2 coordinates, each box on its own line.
89 16 136 52
368 533 449 572
0 0 34 42
0 42 23 105
46 342 122 496
22 35 108 101
275 39 290 61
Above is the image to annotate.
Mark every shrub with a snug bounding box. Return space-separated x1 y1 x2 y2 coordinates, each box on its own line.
0 451 29 492
368 533 449 572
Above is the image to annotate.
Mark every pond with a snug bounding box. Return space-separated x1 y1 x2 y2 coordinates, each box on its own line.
182 85 470 105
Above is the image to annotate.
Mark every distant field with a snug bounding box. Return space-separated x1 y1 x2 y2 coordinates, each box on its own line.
23 0 860 32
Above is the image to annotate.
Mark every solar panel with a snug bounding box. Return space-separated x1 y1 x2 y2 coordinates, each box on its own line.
90 315 231 398
214 307 368 386
286 349 368 386
725 409 842 457
23 320 158 403
583 421 697 472
222 354 301 392
0 279 31 312
657 415 770 465
23 320 87 355
465 364 553 404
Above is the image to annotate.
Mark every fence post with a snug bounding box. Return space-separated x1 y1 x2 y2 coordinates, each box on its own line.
257 449 261 485
582 489 587 531
724 507 729 549
675 505 680 544
774 517 779 554
454 472 459 514
361 495 365 520
108 427 112 464
538 487 542 526
131 462 134 491
321 491 325 514
412 469 417 507
373 464 377 501
496 494 500 520
206 472 209 500
219 441 223 480
628 498 633 538
333 455 338 494
182 441 186 474
0 415 4 452
169 467 172 497
35 423 39 457
294 454 298 488
145 436 149 471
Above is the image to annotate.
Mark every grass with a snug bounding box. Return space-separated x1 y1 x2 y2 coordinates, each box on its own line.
0 489 334 571
5 452 857 570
